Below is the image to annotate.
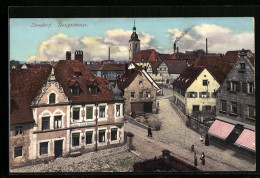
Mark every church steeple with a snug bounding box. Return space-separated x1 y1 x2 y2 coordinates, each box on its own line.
129 20 140 61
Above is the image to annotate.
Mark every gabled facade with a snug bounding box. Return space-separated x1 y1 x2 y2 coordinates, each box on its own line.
172 66 220 116
118 63 160 115
208 51 255 152
10 54 125 169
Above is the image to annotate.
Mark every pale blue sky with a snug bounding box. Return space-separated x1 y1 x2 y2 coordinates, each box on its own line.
10 18 254 62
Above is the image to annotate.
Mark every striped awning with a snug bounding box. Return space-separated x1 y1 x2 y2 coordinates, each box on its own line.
235 129 255 152
208 120 235 140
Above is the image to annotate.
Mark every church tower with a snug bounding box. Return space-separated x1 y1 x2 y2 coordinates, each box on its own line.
129 21 140 61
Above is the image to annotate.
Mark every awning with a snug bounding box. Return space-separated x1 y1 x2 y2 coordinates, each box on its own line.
208 120 235 140
234 129 255 152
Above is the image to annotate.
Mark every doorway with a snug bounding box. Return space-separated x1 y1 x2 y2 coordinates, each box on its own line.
54 140 63 158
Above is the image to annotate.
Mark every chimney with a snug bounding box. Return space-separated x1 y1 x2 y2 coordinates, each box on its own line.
66 51 71 60
177 47 179 53
206 38 208 55
75 50 83 63
174 43 176 53
108 47 110 63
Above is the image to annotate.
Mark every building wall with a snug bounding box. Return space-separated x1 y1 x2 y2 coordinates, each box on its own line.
186 69 220 115
216 56 255 126
10 123 34 168
124 73 157 115
101 70 124 82
129 41 140 61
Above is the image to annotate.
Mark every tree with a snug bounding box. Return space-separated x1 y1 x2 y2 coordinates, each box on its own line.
10 60 20 66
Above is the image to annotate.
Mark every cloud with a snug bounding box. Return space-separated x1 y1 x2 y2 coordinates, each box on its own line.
166 24 254 54
27 29 158 62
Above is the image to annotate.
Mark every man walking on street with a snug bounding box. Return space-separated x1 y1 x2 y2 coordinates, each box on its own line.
200 152 205 165
148 126 153 137
194 152 197 166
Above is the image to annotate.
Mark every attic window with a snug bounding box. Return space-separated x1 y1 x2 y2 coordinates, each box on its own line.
75 72 82 77
49 93 56 104
72 83 80 96
141 58 144 61
89 82 98 95
156 58 158 61
239 63 246 72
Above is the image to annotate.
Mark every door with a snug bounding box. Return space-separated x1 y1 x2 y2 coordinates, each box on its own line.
54 140 63 158
131 102 144 114
144 102 153 113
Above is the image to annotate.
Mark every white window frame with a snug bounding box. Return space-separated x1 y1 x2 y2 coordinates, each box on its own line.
47 90 59 104
85 104 95 121
71 131 81 149
98 103 108 121
131 92 135 98
248 82 254 94
14 146 23 159
231 102 238 115
84 129 95 148
71 105 83 122
114 103 124 119
110 126 119 144
38 140 51 158
97 128 107 146
201 92 207 98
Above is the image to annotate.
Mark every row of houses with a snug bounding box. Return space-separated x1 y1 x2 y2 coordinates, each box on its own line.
172 50 255 153
10 56 125 168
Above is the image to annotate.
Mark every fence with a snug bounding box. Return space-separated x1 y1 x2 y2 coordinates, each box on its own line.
186 115 210 136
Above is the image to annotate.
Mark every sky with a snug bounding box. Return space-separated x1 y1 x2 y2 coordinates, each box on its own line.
10 18 254 62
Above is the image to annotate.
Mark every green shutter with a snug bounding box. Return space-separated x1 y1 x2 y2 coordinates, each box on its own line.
86 107 93 119
242 83 247 93
249 107 255 119
86 131 93 135
227 81 230 91
72 133 80 137
111 128 118 132
99 129 105 134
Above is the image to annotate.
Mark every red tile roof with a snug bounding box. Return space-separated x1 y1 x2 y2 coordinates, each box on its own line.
86 62 126 71
117 68 142 90
54 60 113 103
132 49 163 62
172 66 205 90
163 60 188 74
192 56 234 84
10 67 52 124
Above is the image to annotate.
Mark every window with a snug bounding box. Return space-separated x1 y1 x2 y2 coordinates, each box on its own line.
111 128 118 141
139 81 143 86
248 82 254 94
193 105 199 113
15 126 23 136
40 142 48 155
116 105 120 117
85 131 93 144
73 107 80 120
54 116 62 129
231 81 240 92
49 93 55 104
227 81 230 91
72 133 80 146
201 92 207 98
221 100 227 112
141 58 144 61
156 58 158 61
116 74 121 80
89 84 98 95
86 107 93 119
189 92 197 98
103 74 107 78
99 106 105 118
205 106 211 111
131 92 135 98
139 72 142 76
72 85 80 96
248 106 255 119
203 80 208 86
14 146 22 158
99 130 106 142
240 63 246 71
139 92 143 98
42 117 50 130
231 103 237 115
75 72 82 77
146 92 151 98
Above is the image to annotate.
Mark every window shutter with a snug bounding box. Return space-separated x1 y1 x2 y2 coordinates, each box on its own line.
202 106 205 110
86 107 93 119
199 92 202 98
195 92 197 98
242 83 247 93
227 81 230 91
206 92 209 98
237 82 241 92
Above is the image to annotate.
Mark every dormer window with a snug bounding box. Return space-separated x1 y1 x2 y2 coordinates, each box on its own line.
72 83 80 96
89 82 98 95
103 74 107 79
75 72 82 77
141 58 144 61
239 63 246 72
49 93 56 104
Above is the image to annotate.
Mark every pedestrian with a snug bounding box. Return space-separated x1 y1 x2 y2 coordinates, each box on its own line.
200 152 205 165
194 152 197 166
200 134 204 142
205 134 209 146
191 144 194 152
148 126 153 137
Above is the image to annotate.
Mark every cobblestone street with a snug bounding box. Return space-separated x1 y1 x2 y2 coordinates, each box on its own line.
11 145 144 173
124 88 256 171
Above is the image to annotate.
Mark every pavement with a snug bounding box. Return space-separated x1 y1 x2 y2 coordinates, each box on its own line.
124 88 256 172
